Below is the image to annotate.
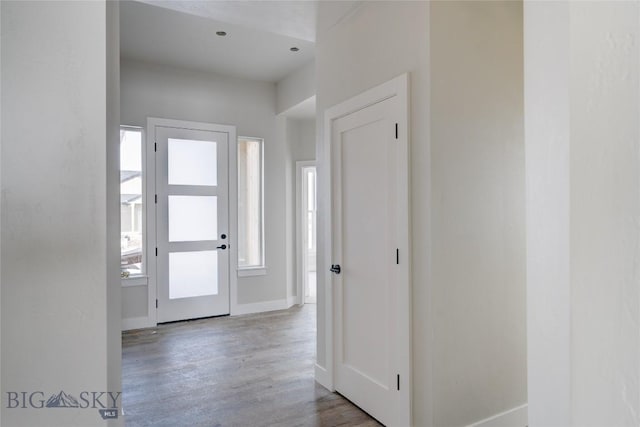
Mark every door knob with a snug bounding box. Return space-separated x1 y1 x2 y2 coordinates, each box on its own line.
330 264 341 274
216 244 227 250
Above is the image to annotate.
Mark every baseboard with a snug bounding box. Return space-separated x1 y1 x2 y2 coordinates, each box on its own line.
122 316 155 331
232 298 291 315
314 363 333 391
124 298 298 329
286 295 299 308
466 404 528 427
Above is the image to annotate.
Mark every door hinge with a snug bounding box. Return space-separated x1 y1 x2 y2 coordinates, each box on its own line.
154 142 157 152
395 123 398 139
396 248 399 265
397 374 400 391
156 299 158 309
155 194 158 204
155 247 158 256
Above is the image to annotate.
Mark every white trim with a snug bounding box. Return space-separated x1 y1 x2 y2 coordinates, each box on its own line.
122 316 155 331
237 267 268 277
321 73 411 425
144 120 158 327
229 129 239 315
286 295 297 308
314 364 333 391
121 276 148 288
232 298 293 316
296 160 316 305
466 404 528 427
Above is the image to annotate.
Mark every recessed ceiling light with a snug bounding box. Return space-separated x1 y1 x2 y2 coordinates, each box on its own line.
290 47 300 52
216 31 227 37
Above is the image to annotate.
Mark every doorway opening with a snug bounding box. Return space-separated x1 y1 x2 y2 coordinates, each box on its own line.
297 161 317 304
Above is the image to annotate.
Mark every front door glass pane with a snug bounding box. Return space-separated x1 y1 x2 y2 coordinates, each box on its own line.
169 250 218 299
168 138 217 186
168 195 217 242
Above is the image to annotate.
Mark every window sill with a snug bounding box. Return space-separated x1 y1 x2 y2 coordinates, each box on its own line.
237 267 267 277
121 275 149 287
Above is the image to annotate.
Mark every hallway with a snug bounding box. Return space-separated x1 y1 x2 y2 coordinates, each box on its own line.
122 305 379 426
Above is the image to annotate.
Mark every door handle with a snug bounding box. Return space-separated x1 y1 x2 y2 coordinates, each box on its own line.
216 244 227 250
330 264 341 274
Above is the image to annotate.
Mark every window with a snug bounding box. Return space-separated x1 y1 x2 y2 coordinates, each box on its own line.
237 137 264 270
120 126 144 277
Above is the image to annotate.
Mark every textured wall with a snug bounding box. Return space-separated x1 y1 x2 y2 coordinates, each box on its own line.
526 2 640 425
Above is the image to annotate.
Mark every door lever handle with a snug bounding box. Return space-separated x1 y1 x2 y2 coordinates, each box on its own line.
216 244 227 250
330 264 341 274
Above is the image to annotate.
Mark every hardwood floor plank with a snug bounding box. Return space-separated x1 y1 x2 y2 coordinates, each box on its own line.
122 305 381 427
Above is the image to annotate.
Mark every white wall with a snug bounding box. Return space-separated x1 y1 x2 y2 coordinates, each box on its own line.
276 60 315 115
106 0 122 408
430 2 526 426
526 2 640 425
288 118 315 161
1 1 121 426
120 59 288 314
570 3 639 424
276 59 317 306
524 2 571 425
315 2 526 426
284 117 315 301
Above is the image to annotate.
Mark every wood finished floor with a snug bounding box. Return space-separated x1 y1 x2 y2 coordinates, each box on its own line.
122 304 381 427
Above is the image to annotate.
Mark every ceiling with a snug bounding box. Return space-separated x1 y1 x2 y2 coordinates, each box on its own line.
120 1 316 82
136 0 319 42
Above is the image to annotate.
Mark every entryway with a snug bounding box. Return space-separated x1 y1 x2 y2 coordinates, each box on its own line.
297 161 317 304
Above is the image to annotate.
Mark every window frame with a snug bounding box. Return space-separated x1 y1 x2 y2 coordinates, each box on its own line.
237 136 266 276
120 125 147 281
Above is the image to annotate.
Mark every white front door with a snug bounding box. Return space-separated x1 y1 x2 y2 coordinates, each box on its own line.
154 122 234 323
330 77 410 426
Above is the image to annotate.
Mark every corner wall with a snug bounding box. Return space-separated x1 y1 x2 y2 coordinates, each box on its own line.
430 2 526 426
526 2 640 425
276 60 315 115
1 2 121 425
523 2 571 424
283 117 316 303
570 4 640 424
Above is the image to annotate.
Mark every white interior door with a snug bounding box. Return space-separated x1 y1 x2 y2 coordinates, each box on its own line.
330 86 409 426
155 123 233 323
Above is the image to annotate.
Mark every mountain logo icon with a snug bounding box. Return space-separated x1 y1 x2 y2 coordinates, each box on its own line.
45 391 80 408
